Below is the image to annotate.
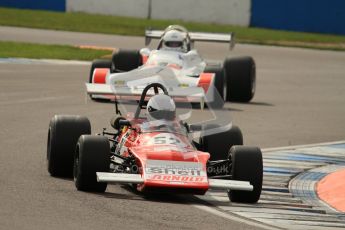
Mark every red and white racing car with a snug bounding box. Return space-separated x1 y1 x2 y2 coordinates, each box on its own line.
47 83 262 203
88 25 256 107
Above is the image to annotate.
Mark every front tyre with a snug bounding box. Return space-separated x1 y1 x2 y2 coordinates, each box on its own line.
89 59 112 83
74 135 110 192
224 56 256 102
47 115 91 177
228 146 263 203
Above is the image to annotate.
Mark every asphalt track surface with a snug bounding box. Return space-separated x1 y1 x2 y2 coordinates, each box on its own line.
1 26 345 230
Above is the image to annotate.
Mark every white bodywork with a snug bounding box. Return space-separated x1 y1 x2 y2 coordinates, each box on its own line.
87 27 234 105
106 49 206 89
88 49 217 105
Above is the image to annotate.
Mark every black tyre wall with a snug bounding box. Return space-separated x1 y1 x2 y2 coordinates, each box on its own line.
74 135 110 192
228 146 263 203
47 115 91 177
112 49 142 73
224 56 256 102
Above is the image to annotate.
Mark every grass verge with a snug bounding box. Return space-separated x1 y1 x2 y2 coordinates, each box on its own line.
0 7 345 51
0 41 111 60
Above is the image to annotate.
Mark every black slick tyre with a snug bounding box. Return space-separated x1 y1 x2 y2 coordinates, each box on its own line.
199 125 243 161
228 146 263 203
47 115 91 177
89 59 112 83
74 135 110 192
223 56 256 102
111 49 142 73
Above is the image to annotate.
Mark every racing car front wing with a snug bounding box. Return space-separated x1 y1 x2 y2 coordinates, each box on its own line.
86 83 206 106
96 172 253 191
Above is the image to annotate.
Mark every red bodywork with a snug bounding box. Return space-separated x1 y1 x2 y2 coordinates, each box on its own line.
116 118 210 194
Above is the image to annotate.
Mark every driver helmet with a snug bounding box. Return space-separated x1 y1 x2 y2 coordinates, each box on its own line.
160 30 188 52
147 95 176 120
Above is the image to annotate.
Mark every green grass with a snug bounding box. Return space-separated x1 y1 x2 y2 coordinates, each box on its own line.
0 7 345 51
0 41 111 60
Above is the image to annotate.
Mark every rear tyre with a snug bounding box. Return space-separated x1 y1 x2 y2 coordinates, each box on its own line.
203 66 225 109
74 135 110 192
223 56 256 102
47 115 91 177
228 146 263 203
89 59 112 83
111 49 142 73
199 125 243 161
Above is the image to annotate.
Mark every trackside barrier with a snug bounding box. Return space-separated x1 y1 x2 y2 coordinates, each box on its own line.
1 0 345 35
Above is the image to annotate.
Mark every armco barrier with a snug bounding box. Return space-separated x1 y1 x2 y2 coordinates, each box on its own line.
0 0 65 11
251 0 345 35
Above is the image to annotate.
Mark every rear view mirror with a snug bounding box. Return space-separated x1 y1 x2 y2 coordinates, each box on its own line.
119 120 131 127
189 124 202 132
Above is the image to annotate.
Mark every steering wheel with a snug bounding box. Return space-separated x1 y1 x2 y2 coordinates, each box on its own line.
134 83 169 119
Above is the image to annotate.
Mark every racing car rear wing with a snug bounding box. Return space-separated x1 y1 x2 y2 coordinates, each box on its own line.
145 29 235 50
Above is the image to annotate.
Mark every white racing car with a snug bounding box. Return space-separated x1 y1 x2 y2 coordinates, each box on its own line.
88 25 256 107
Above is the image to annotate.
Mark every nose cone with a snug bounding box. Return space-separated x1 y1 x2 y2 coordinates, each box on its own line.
130 146 210 194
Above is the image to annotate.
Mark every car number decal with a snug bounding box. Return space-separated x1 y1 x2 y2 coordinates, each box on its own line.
147 133 187 147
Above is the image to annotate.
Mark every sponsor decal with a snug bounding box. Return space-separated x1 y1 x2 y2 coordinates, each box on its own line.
145 160 207 184
178 83 189 87
150 174 205 182
114 80 125 86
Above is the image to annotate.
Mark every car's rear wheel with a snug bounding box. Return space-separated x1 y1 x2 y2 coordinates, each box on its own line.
199 124 243 161
228 146 263 203
223 56 256 102
112 49 142 73
47 115 91 177
89 59 112 83
74 135 110 192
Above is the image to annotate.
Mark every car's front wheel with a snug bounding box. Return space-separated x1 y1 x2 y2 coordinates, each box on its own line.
74 135 110 192
228 146 263 203
89 59 112 83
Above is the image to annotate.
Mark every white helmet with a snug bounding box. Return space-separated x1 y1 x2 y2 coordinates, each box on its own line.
147 95 176 120
159 30 188 52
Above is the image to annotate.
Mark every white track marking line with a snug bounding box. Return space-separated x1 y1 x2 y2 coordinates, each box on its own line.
193 204 282 230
